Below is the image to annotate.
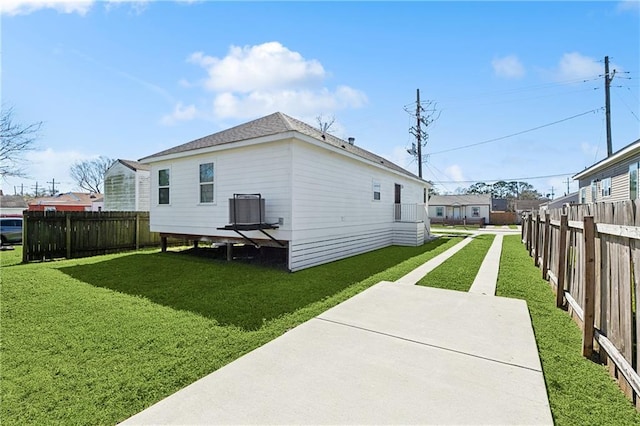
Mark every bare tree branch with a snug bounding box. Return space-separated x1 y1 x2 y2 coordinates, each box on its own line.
0 106 42 179
70 156 114 193
316 114 336 136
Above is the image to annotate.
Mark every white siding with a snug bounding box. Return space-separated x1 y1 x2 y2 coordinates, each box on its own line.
289 141 427 271
104 162 137 211
149 140 293 241
577 153 640 203
136 172 151 211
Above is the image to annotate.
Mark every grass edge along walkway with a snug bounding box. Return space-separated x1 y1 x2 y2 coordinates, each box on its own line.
416 234 495 292
1 237 462 425
497 235 640 425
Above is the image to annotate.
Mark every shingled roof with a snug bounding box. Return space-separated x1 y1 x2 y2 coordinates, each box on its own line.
140 112 422 181
117 159 150 171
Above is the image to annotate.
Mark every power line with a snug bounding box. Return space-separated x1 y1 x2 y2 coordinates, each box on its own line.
428 108 603 156
428 172 576 184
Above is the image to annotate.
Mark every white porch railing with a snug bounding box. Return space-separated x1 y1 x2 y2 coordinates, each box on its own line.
393 203 426 223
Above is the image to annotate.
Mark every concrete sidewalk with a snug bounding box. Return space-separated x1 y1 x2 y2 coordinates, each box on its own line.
122 231 552 425
123 281 552 425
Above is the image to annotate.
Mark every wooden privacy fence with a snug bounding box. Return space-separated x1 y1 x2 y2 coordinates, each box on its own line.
23 211 163 262
522 201 640 408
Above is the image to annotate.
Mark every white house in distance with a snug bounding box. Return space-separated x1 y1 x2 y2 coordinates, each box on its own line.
428 194 491 225
103 159 151 211
139 112 430 271
573 138 640 204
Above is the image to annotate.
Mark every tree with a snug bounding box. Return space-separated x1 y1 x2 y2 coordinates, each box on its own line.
466 182 492 194
0 106 42 179
316 114 335 136
70 156 114 193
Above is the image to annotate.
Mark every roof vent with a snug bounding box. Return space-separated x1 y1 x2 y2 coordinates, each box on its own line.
347 137 355 145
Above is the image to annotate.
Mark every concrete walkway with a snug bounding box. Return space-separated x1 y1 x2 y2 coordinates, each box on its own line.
122 230 552 425
469 234 504 296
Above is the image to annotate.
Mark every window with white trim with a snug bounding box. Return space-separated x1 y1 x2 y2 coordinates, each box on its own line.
158 169 170 205
471 207 480 217
591 180 597 202
373 181 381 201
580 188 587 204
436 207 444 217
601 177 611 197
199 162 214 203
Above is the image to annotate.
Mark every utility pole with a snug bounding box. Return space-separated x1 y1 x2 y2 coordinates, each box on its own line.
566 177 570 196
604 56 616 157
47 178 58 196
406 89 439 178
32 182 40 197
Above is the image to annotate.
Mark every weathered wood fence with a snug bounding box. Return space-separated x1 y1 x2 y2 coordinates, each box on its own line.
522 201 640 408
23 211 163 262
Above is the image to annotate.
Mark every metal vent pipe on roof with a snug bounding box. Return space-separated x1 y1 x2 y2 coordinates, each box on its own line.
348 137 355 145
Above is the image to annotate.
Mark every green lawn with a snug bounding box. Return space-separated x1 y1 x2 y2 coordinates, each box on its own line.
417 234 495 291
1 237 461 424
497 235 640 425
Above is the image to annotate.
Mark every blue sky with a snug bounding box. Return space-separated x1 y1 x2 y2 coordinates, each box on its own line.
2 0 639 197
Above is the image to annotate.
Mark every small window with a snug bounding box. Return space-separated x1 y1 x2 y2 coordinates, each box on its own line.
591 180 597 203
472 207 480 217
436 207 444 217
601 177 611 197
580 188 587 204
373 181 381 201
199 162 214 203
630 163 638 199
158 168 170 205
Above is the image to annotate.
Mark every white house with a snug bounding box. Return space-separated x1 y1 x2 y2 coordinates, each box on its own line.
103 159 151 211
139 112 430 271
428 194 491 225
573 138 640 204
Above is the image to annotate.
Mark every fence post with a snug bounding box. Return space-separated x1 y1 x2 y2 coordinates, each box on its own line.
135 213 140 250
582 215 596 359
22 211 28 263
65 213 72 259
542 212 550 279
527 214 533 255
556 214 568 308
534 213 540 266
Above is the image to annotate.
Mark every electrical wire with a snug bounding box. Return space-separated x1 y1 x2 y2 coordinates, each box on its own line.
428 108 603 155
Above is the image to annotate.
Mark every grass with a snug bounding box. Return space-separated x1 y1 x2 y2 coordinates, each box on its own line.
497 235 640 425
430 224 483 230
1 237 461 424
417 234 495 291
508 224 519 229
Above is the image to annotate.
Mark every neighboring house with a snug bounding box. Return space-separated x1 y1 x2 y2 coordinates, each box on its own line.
28 192 100 212
573 138 640 204
513 199 548 216
139 112 430 272
91 195 104 212
103 159 151 211
491 198 508 212
0 194 28 217
428 194 491 225
539 192 579 211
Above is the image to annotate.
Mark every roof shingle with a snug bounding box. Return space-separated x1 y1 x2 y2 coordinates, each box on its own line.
140 112 422 180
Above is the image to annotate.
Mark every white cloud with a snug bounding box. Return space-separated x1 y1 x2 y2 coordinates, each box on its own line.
2 0 94 15
445 164 466 183
161 102 198 125
617 1 640 14
0 148 96 194
580 141 600 160
172 42 367 123
212 86 367 120
189 42 326 93
555 52 602 81
492 55 525 79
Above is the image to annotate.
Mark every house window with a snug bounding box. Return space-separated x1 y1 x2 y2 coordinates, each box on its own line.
471 207 480 217
436 207 444 217
580 188 587 204
158 169 170 205
630 163 638 199
199 162 214 203
591 180 597 203
373 181 381 201
601 177 611 197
